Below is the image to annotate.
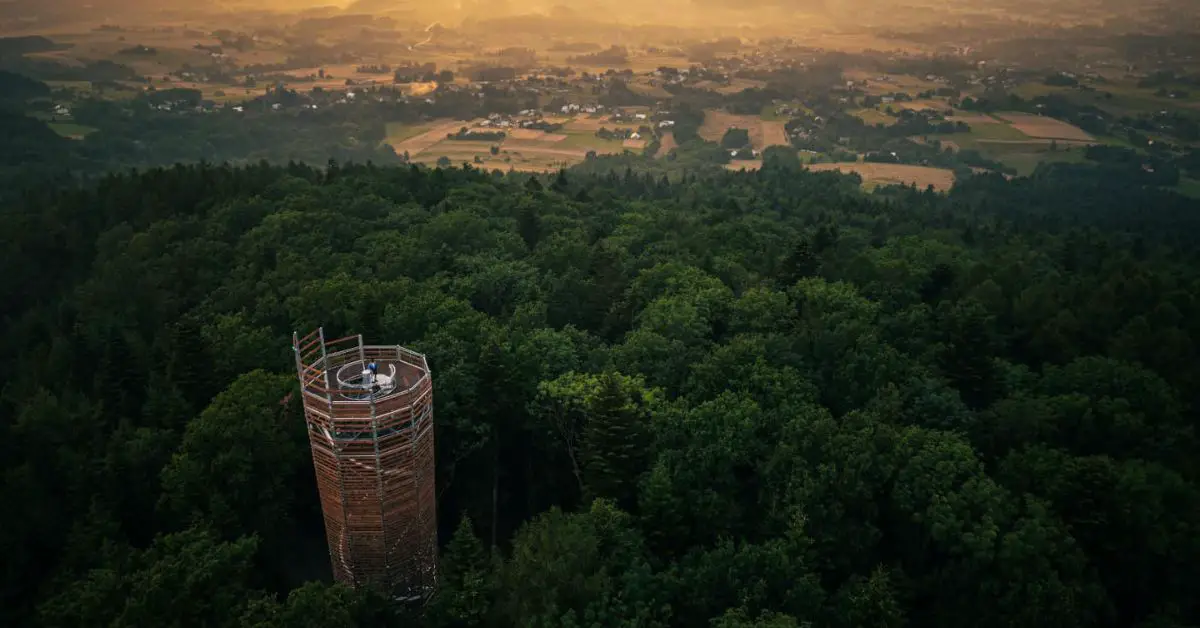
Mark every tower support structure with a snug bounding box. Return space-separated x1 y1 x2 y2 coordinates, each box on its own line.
292 328 437 599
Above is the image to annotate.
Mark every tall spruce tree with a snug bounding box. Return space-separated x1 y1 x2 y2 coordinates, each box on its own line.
581 372 651 511
429 516 493 627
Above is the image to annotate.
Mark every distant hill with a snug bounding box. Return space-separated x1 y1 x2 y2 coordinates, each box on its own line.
0 36 69 57
0 70 50 103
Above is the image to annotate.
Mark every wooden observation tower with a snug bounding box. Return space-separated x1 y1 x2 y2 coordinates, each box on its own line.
292 328 437 599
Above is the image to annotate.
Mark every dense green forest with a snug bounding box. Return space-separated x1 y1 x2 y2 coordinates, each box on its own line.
2 150 1200 628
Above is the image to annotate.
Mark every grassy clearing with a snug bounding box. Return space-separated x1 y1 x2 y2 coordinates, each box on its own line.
1012 82 1067 100
760 104 786 121
851 108 897 127
558 130 627 152
45 80 93 92
628 80 671 98
1176 178 1200 199
48 122 98 139
713 78 767 95
1012 80 1194 120
385 121 435 145
995 148 1088 176
625 55 690 72
926 122 1041 152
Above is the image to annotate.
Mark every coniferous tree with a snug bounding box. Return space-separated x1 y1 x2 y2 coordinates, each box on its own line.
920 262 957 304
581 372 651 511
779 239 821 287
935 298 999 410
552 168 570 192
428 516 493 627
516 201 541 250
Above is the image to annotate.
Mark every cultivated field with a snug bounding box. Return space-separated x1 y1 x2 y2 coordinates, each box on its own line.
996 113 1095 141
805 162 957 191
700 110 791 149
761 121 788 148
657 131 678 158
507 129 567 142
700 111 763 146
391 116 642 171
895 100 947 112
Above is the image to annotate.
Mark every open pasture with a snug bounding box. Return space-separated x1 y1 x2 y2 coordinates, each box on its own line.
625 54 690 73
969 122 1037 141
389 119 478 157
557 130 627 152
714 78 768 95
48 122 98 139
996 112 1096 141
628 80 672 98
995 148 1088 176
563 117 610 131
851 108 897 126
845 71 944 96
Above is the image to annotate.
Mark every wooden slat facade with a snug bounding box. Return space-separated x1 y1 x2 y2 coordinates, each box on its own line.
292 329 438 599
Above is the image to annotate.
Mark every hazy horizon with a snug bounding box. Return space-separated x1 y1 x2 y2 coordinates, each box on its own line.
5 0 1194 39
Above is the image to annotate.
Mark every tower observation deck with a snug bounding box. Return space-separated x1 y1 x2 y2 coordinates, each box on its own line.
292 328 437 599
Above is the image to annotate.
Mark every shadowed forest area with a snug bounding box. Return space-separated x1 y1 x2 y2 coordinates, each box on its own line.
2 151 1200 627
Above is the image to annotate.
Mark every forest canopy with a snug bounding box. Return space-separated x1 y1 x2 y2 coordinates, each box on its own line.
1 155 1199 628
